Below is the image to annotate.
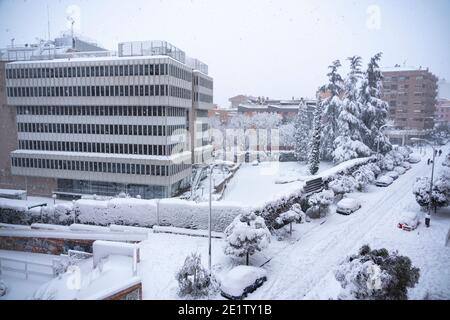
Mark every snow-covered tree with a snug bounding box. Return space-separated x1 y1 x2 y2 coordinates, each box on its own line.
413 172 450 212
320 60 344 160
328 175 358 196
333 56 371 163
352 165 376 191
335 245 420 300
360 53 391 153
308 99 323 174
274 209 301 235
294 99 311 161
306 189 335 218
224 211 271 265
176 253 212 297
279 122 296 150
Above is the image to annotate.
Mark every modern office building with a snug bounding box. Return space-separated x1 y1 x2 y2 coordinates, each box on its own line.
3 40 213 199
381 67 438 130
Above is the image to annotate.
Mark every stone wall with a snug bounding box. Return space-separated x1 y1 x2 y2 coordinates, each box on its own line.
0 236 95 255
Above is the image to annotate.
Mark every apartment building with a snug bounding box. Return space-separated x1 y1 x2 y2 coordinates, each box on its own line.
4 40 213 199
435 98 450 127
381 67 438 130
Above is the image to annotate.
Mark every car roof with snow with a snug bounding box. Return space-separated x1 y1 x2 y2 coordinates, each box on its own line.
221 266 267 297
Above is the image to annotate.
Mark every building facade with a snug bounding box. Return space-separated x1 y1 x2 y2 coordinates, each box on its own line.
4 40 213 199
381 68 438 130
435 98 450 127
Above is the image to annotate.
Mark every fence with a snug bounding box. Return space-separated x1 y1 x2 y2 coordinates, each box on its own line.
0 256 55 280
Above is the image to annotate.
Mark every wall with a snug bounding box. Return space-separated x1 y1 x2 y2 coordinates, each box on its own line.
0 236 95 255
0 60 57 196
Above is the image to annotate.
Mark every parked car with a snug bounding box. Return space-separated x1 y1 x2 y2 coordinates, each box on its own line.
221 266 267 300
385 170 399 180
398 211 420 231
336 198 361 215
375 175 394 187
394 166 406 175
400 162 412 170
408 154 421 164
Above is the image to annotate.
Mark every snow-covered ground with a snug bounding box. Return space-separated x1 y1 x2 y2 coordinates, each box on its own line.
1 147 449 300
135 146 450 299
0 250 56 300
221 161 334 205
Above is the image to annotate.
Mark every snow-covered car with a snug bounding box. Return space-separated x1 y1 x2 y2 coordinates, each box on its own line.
220 266 267 300
393 166 406 175
397 211 420 231
400 162 412 170
375 175 394 187
408 154 421 164
336 198 361 215
251 160 259 166
385 171 399 180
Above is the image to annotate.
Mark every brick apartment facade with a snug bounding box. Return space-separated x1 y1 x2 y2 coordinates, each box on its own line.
381 68 438 130
435 98 450 127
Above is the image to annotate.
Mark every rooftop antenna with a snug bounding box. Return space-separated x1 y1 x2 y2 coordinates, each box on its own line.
47 5 51 42
66 15 75 49
10 38 15 48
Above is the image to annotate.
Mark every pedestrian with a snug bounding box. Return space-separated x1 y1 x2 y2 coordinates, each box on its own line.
439 149 442 157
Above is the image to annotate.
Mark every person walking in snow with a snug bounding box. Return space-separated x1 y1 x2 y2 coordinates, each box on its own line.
439 149 442 157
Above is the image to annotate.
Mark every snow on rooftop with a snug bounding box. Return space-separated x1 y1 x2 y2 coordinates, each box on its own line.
7 54 174 65
381 66 429 73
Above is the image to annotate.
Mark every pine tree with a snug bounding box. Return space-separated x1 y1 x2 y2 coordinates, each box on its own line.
308 99 323 174
360 52 391 153
294 99 311 161
320 60 344 160
333 56 371 163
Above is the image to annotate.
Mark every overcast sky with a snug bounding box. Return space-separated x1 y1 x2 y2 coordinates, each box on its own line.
0 0 449 107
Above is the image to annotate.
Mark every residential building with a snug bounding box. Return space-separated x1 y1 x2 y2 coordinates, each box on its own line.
3 39 213 199
237 98 316 123
381 67 438 130
228 94 255 108
435 98 450 127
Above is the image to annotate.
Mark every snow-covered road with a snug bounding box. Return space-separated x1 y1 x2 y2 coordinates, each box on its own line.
250 148 450 299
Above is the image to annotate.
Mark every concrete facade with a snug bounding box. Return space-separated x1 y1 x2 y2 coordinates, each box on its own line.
3 41 214 199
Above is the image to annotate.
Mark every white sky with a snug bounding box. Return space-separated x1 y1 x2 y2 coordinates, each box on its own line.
0 0 449 107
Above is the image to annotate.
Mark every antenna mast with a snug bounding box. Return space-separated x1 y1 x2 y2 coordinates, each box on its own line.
47 4 51 41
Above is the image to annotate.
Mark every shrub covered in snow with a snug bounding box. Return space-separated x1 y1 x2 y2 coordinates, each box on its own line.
291 203 306 223
0 278 7 297
176 253 212 297
306 189 335 218
224 212 271 265
335 245 420 300
328 175 358 195
352 165 375 191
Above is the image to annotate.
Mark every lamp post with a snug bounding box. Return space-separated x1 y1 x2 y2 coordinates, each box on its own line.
376 124 393 155
411 137 436 227
192 152 226 275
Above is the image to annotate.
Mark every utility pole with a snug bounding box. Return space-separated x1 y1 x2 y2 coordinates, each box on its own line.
411 138 435 227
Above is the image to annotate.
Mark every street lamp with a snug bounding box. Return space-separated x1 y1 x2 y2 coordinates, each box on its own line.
376 124 394 155
192 155 227 275
411 137 436 228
